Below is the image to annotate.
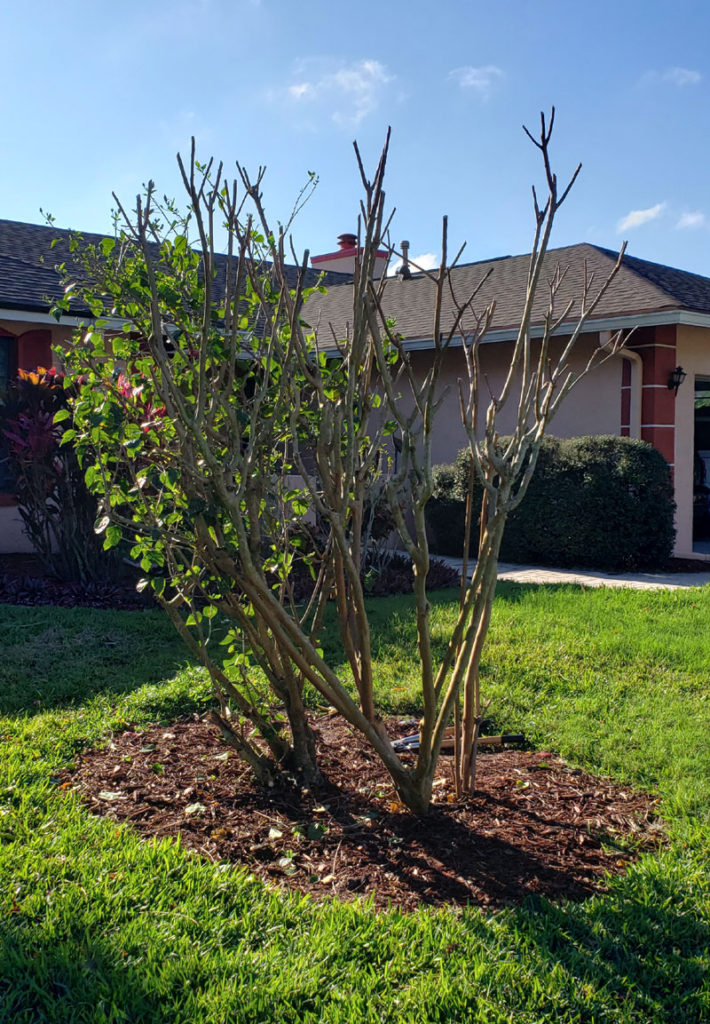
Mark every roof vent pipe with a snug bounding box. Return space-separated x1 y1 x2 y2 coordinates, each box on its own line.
398 239 412 280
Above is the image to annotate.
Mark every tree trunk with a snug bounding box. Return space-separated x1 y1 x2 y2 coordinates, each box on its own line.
459 510 506 793
282 683 320 785
393 771 434 817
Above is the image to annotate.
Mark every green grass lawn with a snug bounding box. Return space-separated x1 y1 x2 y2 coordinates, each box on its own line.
1 584 709 1023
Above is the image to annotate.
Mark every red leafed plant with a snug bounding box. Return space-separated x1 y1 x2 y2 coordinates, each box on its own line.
114 372 167 433
4 408 59 462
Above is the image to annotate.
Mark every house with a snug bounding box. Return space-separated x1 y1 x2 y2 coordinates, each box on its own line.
304 240 710 561
0 218 349 554
0 220 89 553
3 215 710 560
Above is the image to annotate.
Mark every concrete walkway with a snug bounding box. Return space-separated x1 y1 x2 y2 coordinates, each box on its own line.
437 555 710 591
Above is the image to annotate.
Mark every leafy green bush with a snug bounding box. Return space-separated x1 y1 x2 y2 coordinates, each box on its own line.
427 436 675 571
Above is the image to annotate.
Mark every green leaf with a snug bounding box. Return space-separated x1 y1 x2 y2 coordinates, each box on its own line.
84 465 101 488
104 525 122 549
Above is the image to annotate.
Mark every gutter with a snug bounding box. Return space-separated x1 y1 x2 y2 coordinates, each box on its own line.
394 308 710 353
600 330 642 439
621 349 643 440
0 307 125 330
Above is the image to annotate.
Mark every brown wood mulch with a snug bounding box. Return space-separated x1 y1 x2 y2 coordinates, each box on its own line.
0 554 151 610
64 713 663 911
664 556 710 573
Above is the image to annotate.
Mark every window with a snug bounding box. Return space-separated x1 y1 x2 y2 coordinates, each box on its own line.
0 335 14 402
0 335 17 492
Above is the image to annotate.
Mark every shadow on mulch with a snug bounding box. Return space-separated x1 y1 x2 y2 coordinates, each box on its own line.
64 714 664 911
0 554 152 610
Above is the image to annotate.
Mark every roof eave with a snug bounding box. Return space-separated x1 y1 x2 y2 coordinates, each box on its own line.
395 307 710 351
0 305 121 328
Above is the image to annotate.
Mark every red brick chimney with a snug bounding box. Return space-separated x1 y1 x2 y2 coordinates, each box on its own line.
311 233 389 279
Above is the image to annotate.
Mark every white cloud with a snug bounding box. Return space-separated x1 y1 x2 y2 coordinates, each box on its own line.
641 66 702 87
283 58 393 128
388 252 439 276
617 202 666 232
662 67 702 86
448 65 503 99
677 211 707 229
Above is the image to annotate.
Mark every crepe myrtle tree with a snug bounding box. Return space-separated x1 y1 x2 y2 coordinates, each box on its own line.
57 110 624 814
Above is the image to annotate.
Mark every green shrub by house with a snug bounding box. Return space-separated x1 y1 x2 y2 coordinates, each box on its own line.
427 435 675 571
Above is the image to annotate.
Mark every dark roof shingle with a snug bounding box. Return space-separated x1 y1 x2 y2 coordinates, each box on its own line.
5 221 710 339
303 243 710 343
0 218 351 317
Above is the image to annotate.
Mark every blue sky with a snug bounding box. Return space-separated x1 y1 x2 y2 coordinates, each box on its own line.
2 0 709 275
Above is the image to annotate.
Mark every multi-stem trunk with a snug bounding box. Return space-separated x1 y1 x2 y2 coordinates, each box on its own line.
281 681 319 784
459 504 506 794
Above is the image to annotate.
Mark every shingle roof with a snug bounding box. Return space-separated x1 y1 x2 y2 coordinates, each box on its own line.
303 243 710 343
0 218 351 317
0 220 103 314
593 245 710 314
5 222 710 339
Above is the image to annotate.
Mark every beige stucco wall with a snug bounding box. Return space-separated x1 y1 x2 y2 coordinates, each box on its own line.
0 507 34 555
410 334 623 467
674 325 710 557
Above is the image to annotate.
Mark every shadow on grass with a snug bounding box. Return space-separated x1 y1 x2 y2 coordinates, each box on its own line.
2 878 705 1024
0 605 196 719
511 880 710 1023
0 926 165 1023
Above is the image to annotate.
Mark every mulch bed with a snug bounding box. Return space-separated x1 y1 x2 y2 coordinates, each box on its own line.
0 554 151 610
64 714 663 911
664 556 710 573
3 551 708 612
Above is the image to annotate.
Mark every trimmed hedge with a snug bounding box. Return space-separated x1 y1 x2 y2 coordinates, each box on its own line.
426 436 676 571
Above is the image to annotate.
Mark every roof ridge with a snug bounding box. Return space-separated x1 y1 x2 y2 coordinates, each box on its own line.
0 218 354 282
392 242 645 281
0 216 109 235
590 241 710 278
588 242 710 306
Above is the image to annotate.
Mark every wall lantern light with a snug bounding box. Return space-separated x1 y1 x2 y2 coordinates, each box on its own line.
668 366 687 395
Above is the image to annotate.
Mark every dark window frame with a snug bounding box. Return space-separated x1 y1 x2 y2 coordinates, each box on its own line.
0 333 19 496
